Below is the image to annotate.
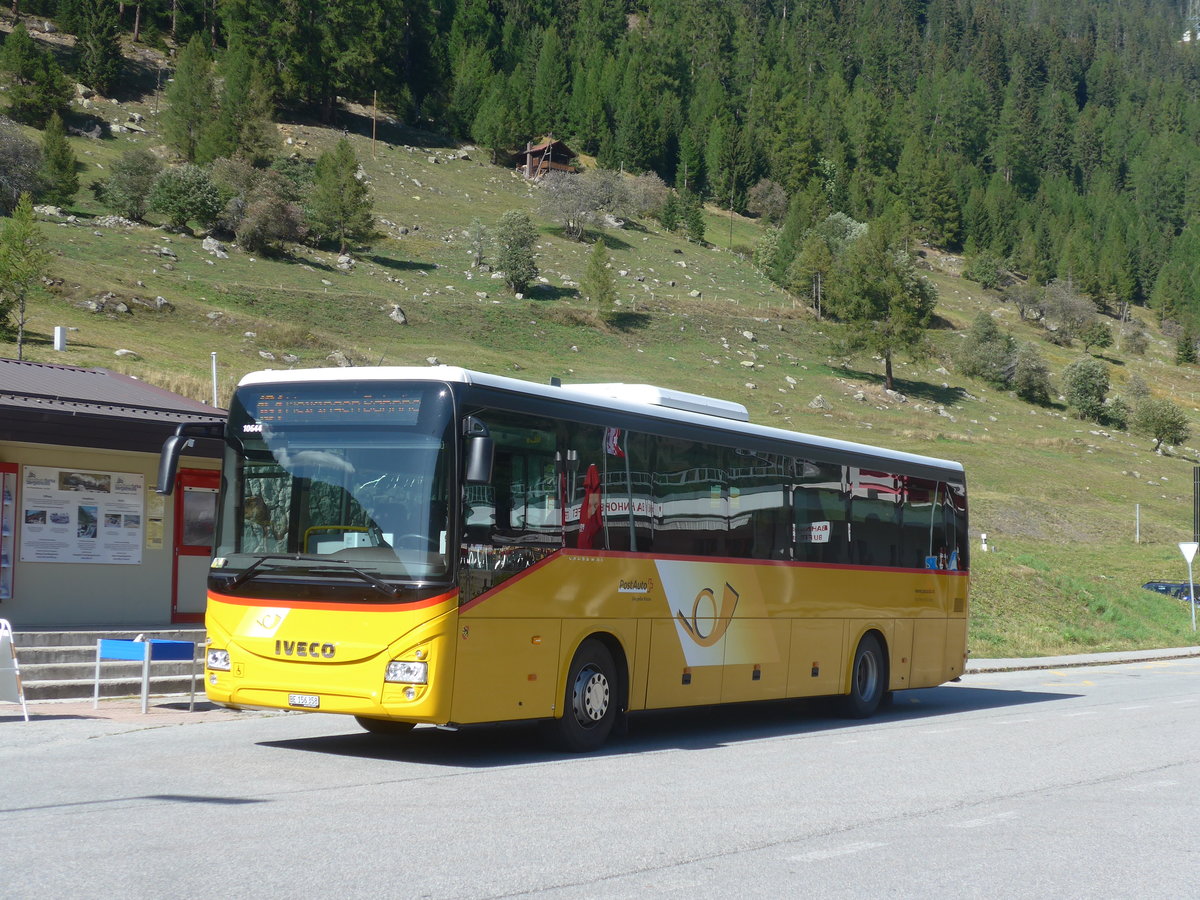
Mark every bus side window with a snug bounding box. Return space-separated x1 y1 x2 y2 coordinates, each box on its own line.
850 468 900 567
946 481 969 570
461 410 560 583
794 461 847 565
901 477 939 568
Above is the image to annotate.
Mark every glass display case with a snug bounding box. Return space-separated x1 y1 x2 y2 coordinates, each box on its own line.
0 464 15 602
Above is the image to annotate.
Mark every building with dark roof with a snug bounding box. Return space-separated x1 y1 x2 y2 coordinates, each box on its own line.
1 358 225 626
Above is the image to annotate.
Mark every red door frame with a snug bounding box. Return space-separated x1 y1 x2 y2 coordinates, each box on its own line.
172 468 219 623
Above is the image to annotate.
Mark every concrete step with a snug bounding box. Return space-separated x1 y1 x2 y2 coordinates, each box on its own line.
19 658 202 682
8 627 207 702
26 674 203 702
13 628 206 648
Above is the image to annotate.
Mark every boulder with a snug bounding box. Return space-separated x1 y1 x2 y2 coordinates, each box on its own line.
201 237 229 259
388 305 408 325
326 350 352 367
808 395 831 410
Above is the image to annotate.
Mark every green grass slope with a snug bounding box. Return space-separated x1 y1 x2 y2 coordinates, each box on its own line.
6 98 1200 659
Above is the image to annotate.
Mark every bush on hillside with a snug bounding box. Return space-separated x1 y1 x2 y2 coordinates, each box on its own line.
1062 356 1110 423
91 147 162 221
957 312 1016 386
149 164 222 232
1011 343 1053 406
0 119 42 215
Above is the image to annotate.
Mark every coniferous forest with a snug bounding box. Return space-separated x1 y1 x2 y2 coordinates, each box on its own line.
4 0 1200 323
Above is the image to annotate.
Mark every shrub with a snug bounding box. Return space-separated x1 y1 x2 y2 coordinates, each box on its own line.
496 209 538 293
1132 397 1190 451
1062 356 1110 422
149 164 222 232
1011 343 1052 405
92 148 162 220
0 119 42 214
963 251 1004 290
958 312 1016 386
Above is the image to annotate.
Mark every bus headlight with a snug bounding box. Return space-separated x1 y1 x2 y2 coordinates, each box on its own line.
385 660 428 684
207 649 231 671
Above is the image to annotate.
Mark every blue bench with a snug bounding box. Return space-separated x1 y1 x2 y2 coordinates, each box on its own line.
93 638 198 714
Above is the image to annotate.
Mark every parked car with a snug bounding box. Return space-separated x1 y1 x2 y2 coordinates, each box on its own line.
1142 581 1194 602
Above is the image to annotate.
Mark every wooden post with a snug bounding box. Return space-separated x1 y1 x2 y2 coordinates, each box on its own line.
372 90 377 159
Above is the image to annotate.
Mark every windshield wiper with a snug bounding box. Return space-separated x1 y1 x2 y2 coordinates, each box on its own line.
225 554 400 597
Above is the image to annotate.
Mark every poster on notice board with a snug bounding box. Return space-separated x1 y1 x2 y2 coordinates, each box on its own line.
19 467 144 564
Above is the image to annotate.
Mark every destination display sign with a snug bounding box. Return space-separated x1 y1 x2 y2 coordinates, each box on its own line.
251 389 423 427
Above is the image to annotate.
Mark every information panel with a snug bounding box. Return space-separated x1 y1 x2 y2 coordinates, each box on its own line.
19 467 144 565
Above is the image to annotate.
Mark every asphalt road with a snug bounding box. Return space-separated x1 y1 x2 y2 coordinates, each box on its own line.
3 658 1199 898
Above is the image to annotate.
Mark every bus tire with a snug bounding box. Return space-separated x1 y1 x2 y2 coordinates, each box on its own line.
549 639 617 752
840 633 886 718
355 715 416 736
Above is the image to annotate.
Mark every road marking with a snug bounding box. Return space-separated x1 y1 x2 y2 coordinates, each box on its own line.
791 842 886 861
947 811 1019 829
1065 710 1098 717
1122 780 1177 793
1043 679 1094 687
1171 698 1198 705
1120 705 1151 710
987 718 1034 725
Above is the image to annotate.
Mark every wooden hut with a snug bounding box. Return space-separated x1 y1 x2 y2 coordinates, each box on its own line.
520 138 577 180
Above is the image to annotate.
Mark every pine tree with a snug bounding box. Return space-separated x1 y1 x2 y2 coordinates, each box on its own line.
39 113 79 207
162 35 215 163
77 0 123 97
0 193 50 359
827 220 937 390
472 73 522 162
0 23 71 127
530 26 568 138
680 189 705 244
199 39 277 165
496 209 538 294
658 190 680 232
308 138 374 253
582 237 617 319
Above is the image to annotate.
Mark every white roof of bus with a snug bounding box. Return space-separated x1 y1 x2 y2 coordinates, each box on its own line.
238 365 964 475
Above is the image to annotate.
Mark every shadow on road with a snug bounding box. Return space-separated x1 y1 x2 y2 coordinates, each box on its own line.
256 683 1079 767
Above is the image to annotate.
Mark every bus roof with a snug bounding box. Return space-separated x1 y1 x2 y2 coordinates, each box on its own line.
237 365 964 477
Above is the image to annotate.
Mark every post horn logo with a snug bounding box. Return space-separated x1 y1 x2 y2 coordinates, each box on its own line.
676 583 740 647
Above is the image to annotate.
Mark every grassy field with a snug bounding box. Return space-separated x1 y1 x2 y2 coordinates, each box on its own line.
6 96 1200 659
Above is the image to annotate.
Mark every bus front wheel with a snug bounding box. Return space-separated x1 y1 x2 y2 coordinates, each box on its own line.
355 715 416 736
840 633 886 718
549 640 617 752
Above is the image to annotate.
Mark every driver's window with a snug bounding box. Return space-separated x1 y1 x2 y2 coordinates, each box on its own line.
460 410 560 602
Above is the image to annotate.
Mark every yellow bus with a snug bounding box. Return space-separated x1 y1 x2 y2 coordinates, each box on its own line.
160 366 968 751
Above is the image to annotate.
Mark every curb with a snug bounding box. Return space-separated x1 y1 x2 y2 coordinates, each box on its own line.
966 646 1200 674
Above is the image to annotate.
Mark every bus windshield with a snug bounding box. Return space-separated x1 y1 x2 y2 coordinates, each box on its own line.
212 381 455 593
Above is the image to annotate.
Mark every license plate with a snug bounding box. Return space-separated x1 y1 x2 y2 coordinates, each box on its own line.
288 693 320 709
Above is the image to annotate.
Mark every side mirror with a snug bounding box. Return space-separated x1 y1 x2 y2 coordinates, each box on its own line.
463 417 494 485
157 422 224 495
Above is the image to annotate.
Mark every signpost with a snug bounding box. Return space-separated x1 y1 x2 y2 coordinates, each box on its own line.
1179 542 1198 632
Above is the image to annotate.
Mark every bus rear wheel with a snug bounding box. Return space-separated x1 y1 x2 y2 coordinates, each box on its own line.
840 633 886 718
549 640 617 752
355 715 416 736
